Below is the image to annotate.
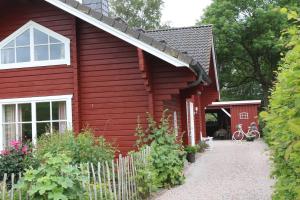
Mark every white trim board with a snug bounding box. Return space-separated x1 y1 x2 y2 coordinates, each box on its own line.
0 20 71 70
210 100 261 106
45 0 191 69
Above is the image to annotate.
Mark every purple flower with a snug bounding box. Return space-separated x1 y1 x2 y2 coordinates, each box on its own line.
10 140 21 150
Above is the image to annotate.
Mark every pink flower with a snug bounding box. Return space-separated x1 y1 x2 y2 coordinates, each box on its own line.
0 150 10 155
10 140 21 150
21 145 28 154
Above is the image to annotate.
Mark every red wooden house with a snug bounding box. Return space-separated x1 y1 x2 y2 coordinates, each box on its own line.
0 0 219 153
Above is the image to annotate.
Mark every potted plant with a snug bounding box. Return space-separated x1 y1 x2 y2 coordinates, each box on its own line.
245 133 255 142
184 145 198 163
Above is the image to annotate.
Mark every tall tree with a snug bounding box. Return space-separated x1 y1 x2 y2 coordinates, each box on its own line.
109 0 164 30
200 0 299 107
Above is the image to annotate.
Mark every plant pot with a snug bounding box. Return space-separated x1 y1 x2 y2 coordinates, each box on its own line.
246 136 255 142
186 152 196 163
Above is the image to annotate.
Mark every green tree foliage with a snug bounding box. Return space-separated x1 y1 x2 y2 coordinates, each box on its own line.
261 10 300 200
109 0 164 30
200 0 300 106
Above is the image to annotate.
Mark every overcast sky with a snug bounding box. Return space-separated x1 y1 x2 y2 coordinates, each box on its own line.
161 0 213 27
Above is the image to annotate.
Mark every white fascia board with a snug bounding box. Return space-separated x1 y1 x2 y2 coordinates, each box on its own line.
211 100 261 106
211 39 220 100
45 0 190 69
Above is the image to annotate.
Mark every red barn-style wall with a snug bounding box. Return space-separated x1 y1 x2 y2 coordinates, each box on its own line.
0 0 220 153
230 104 260 133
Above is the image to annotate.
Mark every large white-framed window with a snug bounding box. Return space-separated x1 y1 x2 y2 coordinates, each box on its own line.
0 95 72 150
0 21 70 70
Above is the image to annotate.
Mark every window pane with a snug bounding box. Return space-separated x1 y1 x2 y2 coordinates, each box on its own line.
50 44 64 60
50 36 61 44
1 48 15 64
36 102 50 121
16 30 30 46
52 101 66 120
34 29 48 45
3 41 14 48
3 105 16 123
52 122 67 133
18 104 32 122
3 124 16 148
16 47 30 62
18 123 32 144
34 45 49 61
37 122 51 138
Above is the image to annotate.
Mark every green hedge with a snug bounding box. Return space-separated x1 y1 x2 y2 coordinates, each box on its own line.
260 10 300 200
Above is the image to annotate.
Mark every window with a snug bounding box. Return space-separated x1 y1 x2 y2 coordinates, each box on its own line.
0 21 70 69
0 95 72 150
239 112 249 119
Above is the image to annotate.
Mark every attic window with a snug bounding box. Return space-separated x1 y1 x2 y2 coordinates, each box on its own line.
239 112 249 119
0 21 70 69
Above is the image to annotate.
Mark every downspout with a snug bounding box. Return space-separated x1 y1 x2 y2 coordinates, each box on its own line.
186 60 211 89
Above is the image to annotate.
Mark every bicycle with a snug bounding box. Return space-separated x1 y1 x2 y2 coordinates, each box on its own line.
232 124 260 141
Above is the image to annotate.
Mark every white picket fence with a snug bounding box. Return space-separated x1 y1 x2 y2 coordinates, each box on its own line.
0 146 151 200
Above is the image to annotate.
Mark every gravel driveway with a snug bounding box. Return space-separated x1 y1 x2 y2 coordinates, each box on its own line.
155 140 274 200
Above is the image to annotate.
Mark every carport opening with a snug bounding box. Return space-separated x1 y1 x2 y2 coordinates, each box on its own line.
205 108 231 140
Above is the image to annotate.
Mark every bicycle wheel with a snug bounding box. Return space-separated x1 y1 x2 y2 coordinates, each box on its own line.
232 131 244 141
250 130 260 139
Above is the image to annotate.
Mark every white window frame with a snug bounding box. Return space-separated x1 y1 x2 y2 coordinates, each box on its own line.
0 95 72 150
239 112 249 119
0 21 70 70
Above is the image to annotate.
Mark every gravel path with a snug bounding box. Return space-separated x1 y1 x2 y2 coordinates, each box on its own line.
155 140 274 200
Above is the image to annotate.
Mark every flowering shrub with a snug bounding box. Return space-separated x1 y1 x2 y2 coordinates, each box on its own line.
0 140 35 182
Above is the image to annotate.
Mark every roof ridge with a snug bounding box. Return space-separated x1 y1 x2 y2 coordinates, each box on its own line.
146 25 213 32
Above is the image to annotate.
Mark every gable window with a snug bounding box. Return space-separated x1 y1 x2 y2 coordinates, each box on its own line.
0 95 72 150
0 21 70 69
239 112 249 119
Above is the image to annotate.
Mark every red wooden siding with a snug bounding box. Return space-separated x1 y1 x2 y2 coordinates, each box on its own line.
230 105 259 134
0 0 220 153
77 20 149 153
0 1 75 100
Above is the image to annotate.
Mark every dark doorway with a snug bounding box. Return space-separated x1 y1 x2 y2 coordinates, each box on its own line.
205 108 231 140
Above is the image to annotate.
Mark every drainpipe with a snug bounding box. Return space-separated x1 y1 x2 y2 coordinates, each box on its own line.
186 60 211 89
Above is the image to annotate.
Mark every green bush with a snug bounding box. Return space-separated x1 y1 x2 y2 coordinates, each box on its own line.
136 111 185 189
260 10 300 200
130 147 159 199
36 130 115 165
17 153 85 200
184 145 198 154
198 141 209 152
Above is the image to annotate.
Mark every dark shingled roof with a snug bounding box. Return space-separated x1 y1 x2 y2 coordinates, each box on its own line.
146 26 213 73
55 0 211 83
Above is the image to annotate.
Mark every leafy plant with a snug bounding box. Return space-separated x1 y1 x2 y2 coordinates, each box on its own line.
17 153 85 200
35 130 115 165
260 10 300 200
136 111 185 188
184 145 198 154
198 141 209 152
130 147 158 199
